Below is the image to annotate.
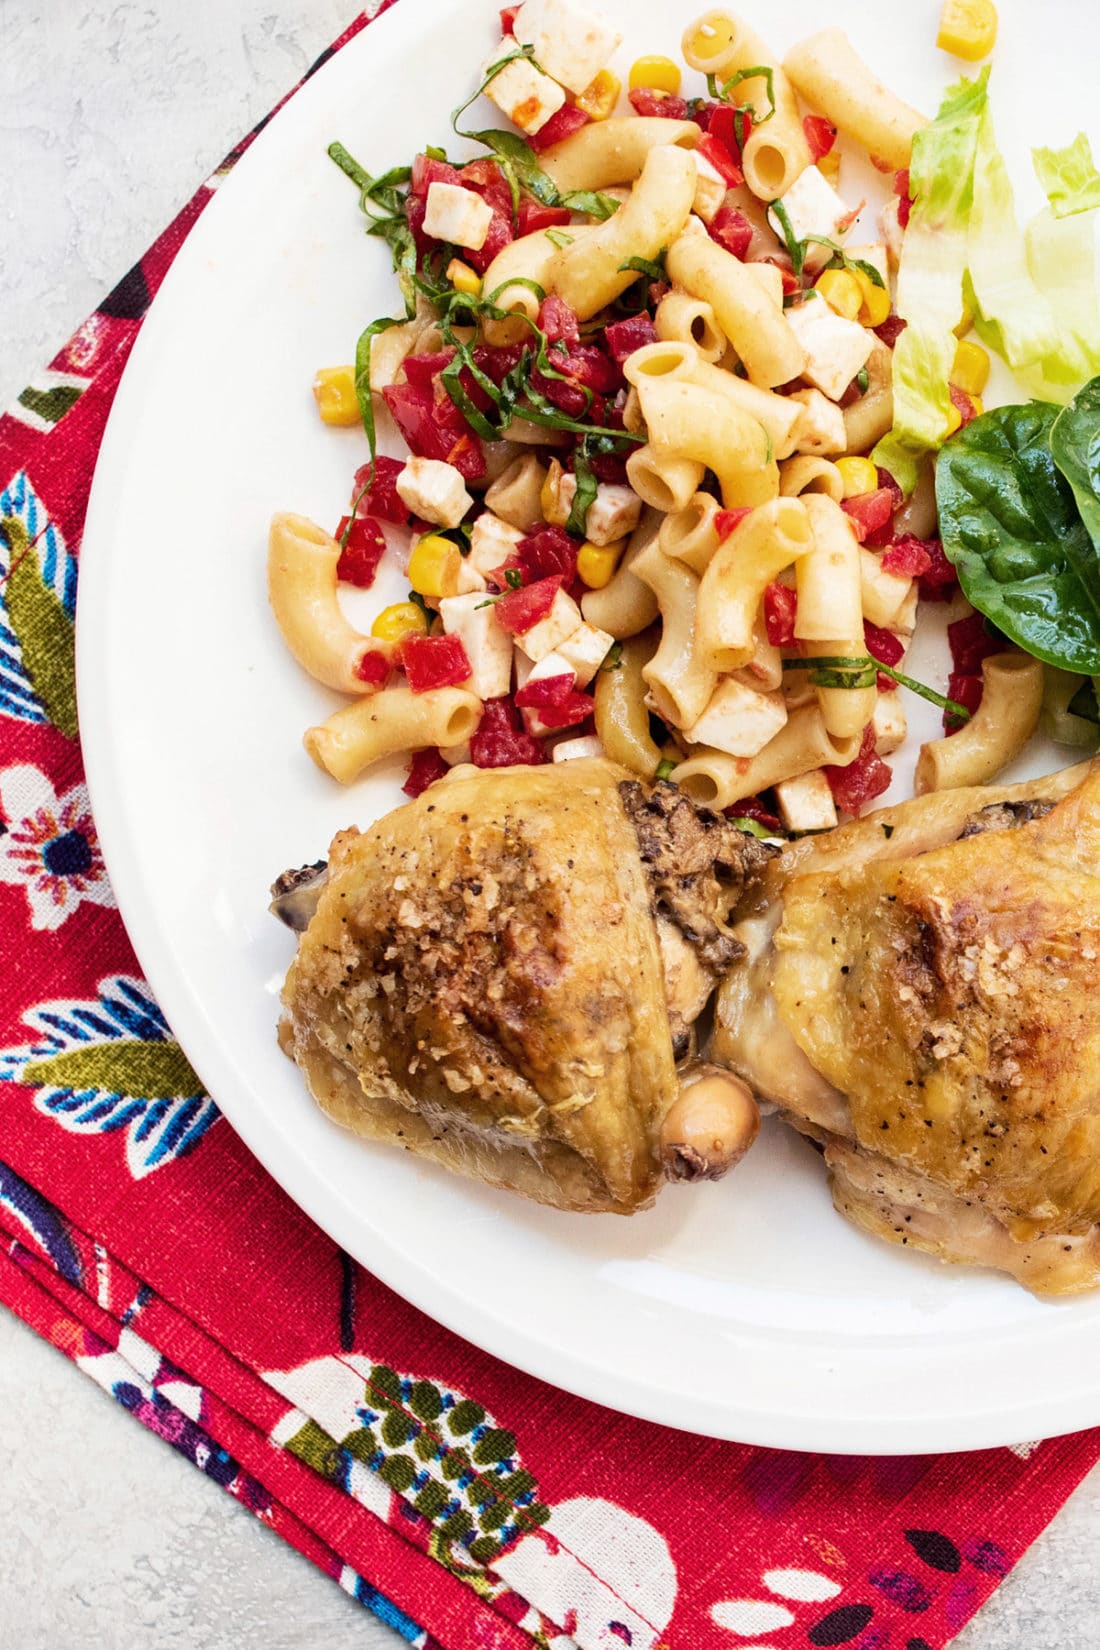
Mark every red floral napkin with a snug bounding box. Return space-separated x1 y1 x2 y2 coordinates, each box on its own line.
3 7 1099 1646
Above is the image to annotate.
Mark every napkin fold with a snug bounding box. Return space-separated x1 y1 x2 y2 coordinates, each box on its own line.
3 6 1099 1646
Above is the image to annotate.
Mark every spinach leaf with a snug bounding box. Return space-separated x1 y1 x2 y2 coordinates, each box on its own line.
1050 377 1100 557
936 400 1100 674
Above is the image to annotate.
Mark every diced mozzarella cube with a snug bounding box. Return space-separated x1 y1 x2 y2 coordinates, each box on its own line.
455 557 487 594
515 588 584 661
468 511 524 575
557 621 614 686
873 690 907 756
778 165 857 272
520 650 576 737
791 387 847 456
892 584 919 637
691 151 728 224
556 477 642 547
774 769 838 833
552 733 605 762
512 0 622 94
395 457 472 529
683 679 788 757
483 38 566 135
859 547 911 629
423 182 495 251
785 294 874 401
438 592 515 699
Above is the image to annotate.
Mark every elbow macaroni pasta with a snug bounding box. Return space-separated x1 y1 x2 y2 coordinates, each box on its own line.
268 513 385 696
665 226 804 388
632 541 717 728
305 685 483 785
696 498 814 672
914 656 1044 795
539 116 701 193
783 28 927 171
673 707 861 808
682 10 812 200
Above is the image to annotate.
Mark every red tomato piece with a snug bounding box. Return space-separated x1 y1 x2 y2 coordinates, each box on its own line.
517 201 573 234
472 343 525 385
495 574 564 635
471 697 549 767
696 131 743 187
402 748 449 797
410 154 464 197
518 527 578 583
825 724 892 817
841 488 896 541
724 795 783 833
916 538 960 600
351 456 409 524
382 384 487 479
876 467 905 511
895 169 914 228
874 314 908 349
588 445 629 484
516 673 592 729
803 114 837 160
880 537 933 578
708 104 750 164
944 670 984 733
499 4 520 34
334 516 387 588
528 104 590 152
763 581 798 647
708 206 754 260
603 314 658 364
464 210 514 274
460 157 514 216
353 649 390 687
715 507 753 540
399 633 472 692
949 610 1003 676
863 619 905 684
539 294 581 351
628 88 689 120
401 349 454 390
949 383 981 429
485 559 525 593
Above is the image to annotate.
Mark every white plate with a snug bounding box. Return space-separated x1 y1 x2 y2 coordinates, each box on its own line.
77 0 1100 1453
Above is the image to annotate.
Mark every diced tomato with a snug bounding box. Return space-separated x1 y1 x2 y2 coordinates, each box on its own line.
528 104 590 153
863 618 905 687
803 114 837 161
499 4 520 34
353 648 390 687
470 697 549 767
460 157 514 217
559 344 620 393
894 169 913 230
515 672 593 729
472 343 524 387
382 383 487 479
588 445 629 484
760 256 801 297
825 724 892 817
649 278 672 307
539 294 581 351
464 210 514 274
916 537 960 600
410 153 463 197
495 574 564 635
334 516 387 588
708 206 754 260
351 456 409 524
715 507 753 541
401 348 454 390
402 747 449 797
697 131 743 187
949 383 981 429
944 670 984 733
518 527 578 583
949 610 1004 676
628 88 689 120
876 467 905 512
841 488 896 542
763 582 798 647
881 537 933 578
404 194 433 258
874 314 908 349
517 201 572 234
399 633 472 692
708 104 750 165
724 795 783 833
603 313 658 364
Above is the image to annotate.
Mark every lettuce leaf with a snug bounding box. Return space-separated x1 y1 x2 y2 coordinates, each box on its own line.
1033 133 1100 218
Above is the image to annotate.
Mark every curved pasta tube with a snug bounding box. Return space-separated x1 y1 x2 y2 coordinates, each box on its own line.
632 541 716 729
305 685 483 785
368 301 444 392
480 229 562 345
666 226 804 387
736 625 783 693
659 491 723 576
581 509 662 638
794 494 864 643
696 498 814 672
269 513 385 696
784 29 927 171
779 455 845 502
843 338 894 454
626 444 706 514
548 146 697 321
799 639 877 740
914 655 1043 795
634 377 777 509
625 339 802 458
593 630 664 776
655 293 726 362
894 458 937 539
672 707 860 808
859 547 912 628
484 452 547 531
681 10 812 200
539 116 700 194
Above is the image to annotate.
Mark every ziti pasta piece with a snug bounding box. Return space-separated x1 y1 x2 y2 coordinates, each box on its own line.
783 28 927 171
304 685 482 785
632 541 717 729
696 498 814 672
593 630 664 776
673 707 861 808
914 655 1043 795
268 513 385 696
666 224 804 388
538 115 700 193
682 9 812 199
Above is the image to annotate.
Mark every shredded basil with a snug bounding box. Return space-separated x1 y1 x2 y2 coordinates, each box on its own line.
782 655 972 721
601 641 624 671
618 250 668 283
766 202 887 296
407 590 432 622
730 816 782 839
545 227 574 249
565 441 599 537
654 758 677 782
717 64 776 124
768 198 804 280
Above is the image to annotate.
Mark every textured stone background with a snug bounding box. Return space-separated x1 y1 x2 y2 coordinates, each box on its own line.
2 2 1098 1645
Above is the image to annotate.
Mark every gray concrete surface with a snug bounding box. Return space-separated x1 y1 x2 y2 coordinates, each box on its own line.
1 2 1095 1645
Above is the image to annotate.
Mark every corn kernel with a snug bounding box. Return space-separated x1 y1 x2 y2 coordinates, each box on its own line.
853 266 891 328
951 338 990 397
628 55 682 95
577 539 626 589
407 534 461 599
937 0 998 60
540 458 569 527
371 602 429 643
312 366 360 426
817 147 842 187
835 457 880 499
576 68 621 121
446 257 482 297
815 268 863 321
954 299 975 338
967 394 985 419
944 401 963 437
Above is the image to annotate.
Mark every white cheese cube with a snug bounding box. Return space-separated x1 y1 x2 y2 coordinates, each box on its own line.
684 679 788 757
423 182 495 251
395 458 472 529
791 387 848 456
512 0 622 95
873 690 907 756
552 733 605 762
892 584 919 637
859 547 911 629
520 650 578 737
557 621 614 687
468 510 525 575
557 477 642 548
483 38 566 135
774 769 838 832
691 150 729 224
777 165 857 273
785 294 874 401
846 241 889 288
513 587 584 661
455 556 487 594
438 592 515 699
